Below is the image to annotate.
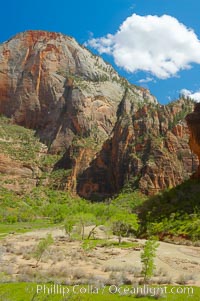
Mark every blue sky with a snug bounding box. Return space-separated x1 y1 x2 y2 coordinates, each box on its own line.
1 0 200 104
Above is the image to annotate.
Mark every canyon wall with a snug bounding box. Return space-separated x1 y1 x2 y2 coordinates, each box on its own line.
0 31 197 198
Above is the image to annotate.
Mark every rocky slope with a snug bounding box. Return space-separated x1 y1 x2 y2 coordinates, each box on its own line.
0 116 48 193
0 30 197 198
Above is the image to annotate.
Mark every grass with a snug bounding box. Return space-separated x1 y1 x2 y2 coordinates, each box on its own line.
0 220 57 239
0 283 199 300
82 239 140 251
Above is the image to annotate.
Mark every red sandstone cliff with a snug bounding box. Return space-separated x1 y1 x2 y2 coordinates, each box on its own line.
0 31 197 198
0 31 155 149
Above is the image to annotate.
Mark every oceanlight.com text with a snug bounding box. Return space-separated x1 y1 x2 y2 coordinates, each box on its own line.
25 283 194 297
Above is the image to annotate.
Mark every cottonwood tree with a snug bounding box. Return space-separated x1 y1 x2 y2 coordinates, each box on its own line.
34 233 54 267
110 212 138 244
74 213 96 240
64 216 77 240
87 204 116 240
141 238 159 283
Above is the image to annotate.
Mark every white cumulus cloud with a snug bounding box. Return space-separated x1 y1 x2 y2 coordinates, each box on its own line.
180 89 200 102
87 14 200 79
138 77 155 83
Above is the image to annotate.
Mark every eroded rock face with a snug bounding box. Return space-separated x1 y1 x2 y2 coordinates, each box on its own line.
0 30 156 151
78 99 198 199
0 30 157 193
0 31 197 198
185 103 200 179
